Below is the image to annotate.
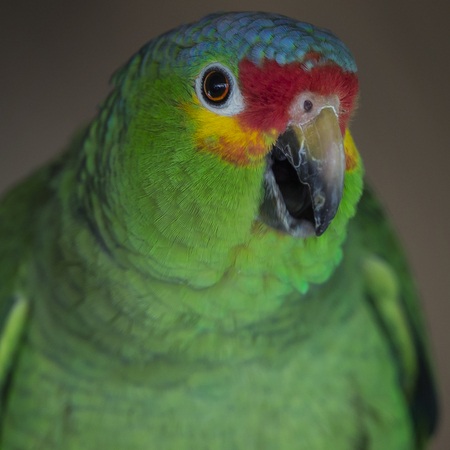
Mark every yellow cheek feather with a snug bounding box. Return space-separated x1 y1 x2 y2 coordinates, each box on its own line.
344 128 360 172
183 96 278 167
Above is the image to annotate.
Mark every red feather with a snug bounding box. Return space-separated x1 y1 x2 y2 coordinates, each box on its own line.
238 58 359 135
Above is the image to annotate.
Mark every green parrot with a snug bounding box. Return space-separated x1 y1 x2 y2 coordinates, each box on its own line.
0 11 438 449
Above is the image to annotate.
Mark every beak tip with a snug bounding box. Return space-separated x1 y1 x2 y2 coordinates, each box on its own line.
313 202 341 237
314 221 328 237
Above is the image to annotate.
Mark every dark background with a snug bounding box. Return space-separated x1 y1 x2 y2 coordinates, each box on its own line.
1 1 449 447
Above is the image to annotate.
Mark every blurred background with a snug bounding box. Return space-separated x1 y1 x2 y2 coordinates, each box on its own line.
1 0 449 447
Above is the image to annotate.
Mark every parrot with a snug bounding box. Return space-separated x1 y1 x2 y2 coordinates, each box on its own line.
0 11 438 450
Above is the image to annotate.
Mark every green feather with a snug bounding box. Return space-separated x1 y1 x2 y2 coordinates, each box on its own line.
0 11 437 450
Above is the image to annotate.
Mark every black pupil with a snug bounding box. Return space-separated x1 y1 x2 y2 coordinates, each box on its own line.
303 100 313 112
205 71 228 100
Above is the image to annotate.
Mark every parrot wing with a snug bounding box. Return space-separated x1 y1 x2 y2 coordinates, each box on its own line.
0 127 84 402
355 186 438 447
0 158 62 403
0 297 29 391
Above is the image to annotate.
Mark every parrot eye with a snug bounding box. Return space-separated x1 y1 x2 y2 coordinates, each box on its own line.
303 100 313 112
195 63 244 116
203 70 230 103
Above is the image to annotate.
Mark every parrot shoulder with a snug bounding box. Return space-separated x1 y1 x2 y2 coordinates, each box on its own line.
354 186 438 446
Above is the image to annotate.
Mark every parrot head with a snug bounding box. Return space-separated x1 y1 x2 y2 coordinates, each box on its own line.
100 12 363 287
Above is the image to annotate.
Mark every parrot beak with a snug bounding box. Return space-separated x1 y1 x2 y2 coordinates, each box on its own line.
259 106 345 238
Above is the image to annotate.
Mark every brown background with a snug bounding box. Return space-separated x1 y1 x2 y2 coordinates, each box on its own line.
1 0 449 447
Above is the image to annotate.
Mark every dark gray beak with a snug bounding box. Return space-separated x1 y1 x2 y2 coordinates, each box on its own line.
259 107 345 237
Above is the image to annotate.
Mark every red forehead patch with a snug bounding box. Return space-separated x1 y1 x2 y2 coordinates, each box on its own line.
238 58 359 135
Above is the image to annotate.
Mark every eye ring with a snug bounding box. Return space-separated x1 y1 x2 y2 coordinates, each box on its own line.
203 70 230 103
195 63 244 116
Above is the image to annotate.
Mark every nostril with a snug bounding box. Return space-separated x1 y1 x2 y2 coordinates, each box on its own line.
303 100 313 112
